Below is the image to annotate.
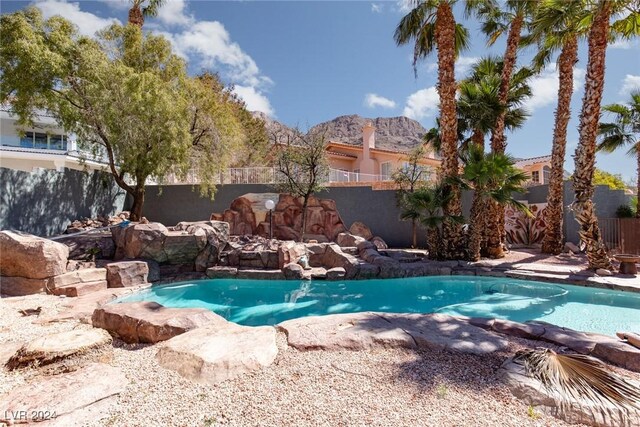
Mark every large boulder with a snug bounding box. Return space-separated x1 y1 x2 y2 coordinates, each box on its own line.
282 262 305 280
92 301 224 343
336 232 365 248
106 261 149 288
0 277 50 296
0 363 127 427
277 240 307 269
56 233 115 260
112 221 229 269
156 322 278 385
48 268 108 297
349 221 373 240
6 328 112 370
322 244 360 279
278 312 508 354
0 230 69 279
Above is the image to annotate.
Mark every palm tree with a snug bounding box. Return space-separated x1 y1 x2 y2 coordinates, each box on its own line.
395 0 469 259
128 0 165 27
458 58 532 257
530 0 587 255
455 146 530 261
598 92 640 217
572 0 615 270
400 184 462 259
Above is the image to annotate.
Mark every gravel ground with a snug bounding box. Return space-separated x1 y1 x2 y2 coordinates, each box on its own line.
2 295 638 427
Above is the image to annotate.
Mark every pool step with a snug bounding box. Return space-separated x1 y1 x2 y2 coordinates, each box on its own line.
50 280 108 297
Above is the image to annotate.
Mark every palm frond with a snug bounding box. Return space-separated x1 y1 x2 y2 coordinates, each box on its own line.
514 348 640 411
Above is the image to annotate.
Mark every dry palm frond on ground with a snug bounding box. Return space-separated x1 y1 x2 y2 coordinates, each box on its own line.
514 348 640 410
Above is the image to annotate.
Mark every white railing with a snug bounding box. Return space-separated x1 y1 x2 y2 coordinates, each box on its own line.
158 167 397 185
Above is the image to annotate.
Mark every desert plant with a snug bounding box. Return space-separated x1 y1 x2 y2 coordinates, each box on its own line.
514 348 640 413
615 204 636 218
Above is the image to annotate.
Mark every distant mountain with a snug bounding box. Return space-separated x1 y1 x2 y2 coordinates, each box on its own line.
309 115 428 151
252 112 428 151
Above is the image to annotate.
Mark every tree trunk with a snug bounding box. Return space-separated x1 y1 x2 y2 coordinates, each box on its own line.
300 197 309 243
129 184 145 222
542 36 578 254
573 0 613 270
435 2 465 260
485 13 524 258
468 195 485 261
491 13 523 154
427 228 441 260
636 144 640 218
412 218 417 248
471 128 484 148
128 5 144 27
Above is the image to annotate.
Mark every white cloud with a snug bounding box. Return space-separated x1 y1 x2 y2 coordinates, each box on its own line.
524 66 585 112
36 0 120 36
166 21 272 89
364 93 397 109
232 86 275 117
371 3 383 13
403 87 439 121
156 0 193 27
427 55 480 78
98 0 129 10
396 0 413 14
620 74 640 95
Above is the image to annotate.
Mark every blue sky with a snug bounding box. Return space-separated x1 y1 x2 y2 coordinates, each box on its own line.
3 0 640 181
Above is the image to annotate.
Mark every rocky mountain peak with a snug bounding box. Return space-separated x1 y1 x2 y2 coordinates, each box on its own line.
252 112 428 152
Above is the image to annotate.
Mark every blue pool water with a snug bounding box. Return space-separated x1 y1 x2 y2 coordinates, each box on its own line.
115 276 640 336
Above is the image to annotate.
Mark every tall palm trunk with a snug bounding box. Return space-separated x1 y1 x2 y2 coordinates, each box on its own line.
636 143 640 218
542 35 579 254
435 2 465 259
491 13 524 153
486 13 524 259
128 5 144 27
469 134 485 261
573 0 613 270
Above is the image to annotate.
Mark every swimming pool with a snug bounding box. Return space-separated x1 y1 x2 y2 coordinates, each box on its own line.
115 276 640 336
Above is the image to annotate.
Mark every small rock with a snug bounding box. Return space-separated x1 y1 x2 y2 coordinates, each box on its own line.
106 261 149 287
349 221 373 240
326 267 346 281
282 263 304 280
335 232 365 248
370 236 388 250
564 241 581 253
206 266 238 279
595 268 612 276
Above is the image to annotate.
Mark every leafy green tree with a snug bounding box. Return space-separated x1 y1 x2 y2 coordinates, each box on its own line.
0 9 244 220
395 0 470 260
128 0 165 27
276 129 329 242
591 169 628 190
598 91 640 216
454 146 530 261
393 144 432 247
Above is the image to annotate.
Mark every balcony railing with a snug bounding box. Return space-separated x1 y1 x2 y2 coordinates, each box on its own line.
159 167 398 185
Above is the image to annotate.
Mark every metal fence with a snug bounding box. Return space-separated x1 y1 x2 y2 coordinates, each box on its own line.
598 217 640 255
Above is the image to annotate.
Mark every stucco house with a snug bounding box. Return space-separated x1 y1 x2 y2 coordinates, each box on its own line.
514 155 553 186
0 107 106 173
325 121 441 183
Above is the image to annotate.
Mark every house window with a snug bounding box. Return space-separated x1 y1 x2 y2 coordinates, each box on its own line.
531 170 540 183
543 166 551 184
380 162 392 180
20 132 34 148
353 169 360 182
17 132 67 150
